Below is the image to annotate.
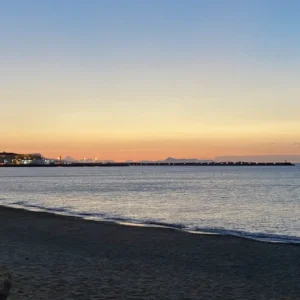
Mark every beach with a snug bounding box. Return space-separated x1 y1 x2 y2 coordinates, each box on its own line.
0 205 299 299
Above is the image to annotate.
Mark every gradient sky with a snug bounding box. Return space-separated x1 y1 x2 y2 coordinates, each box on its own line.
1 0 300 160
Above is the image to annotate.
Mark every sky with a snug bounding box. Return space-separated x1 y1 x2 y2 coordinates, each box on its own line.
1 0 300 160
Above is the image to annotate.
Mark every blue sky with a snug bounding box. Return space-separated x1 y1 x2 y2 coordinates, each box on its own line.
1 0 300 159
2 0 300 63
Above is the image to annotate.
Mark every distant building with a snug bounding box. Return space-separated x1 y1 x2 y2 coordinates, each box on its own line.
0 152 18 164
0 152 47 165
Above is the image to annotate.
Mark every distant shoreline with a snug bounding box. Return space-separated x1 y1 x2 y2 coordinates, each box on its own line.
0 161 295 167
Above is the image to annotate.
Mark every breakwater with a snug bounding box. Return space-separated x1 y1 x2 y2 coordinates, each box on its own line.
0 162 294 167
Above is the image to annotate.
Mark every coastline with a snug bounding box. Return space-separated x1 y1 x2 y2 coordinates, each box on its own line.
0 161 295 167
4 203 300 244
1 205 300 299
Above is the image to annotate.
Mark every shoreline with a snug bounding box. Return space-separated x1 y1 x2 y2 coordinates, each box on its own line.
2 204 300 245
1 205 300 299
0 162 295 167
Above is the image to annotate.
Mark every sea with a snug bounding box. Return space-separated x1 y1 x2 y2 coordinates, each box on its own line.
1 165 300 244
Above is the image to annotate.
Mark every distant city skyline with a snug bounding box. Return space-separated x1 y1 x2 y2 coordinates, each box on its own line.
2 1 300 160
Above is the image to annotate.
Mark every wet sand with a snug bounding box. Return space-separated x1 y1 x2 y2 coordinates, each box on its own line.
0 205 299 299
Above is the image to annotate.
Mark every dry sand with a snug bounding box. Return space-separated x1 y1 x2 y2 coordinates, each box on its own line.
0 205 299 299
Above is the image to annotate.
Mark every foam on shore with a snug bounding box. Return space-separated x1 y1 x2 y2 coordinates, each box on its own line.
4 203 300 244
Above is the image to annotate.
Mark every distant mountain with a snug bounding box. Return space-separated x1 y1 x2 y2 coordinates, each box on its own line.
63 156 78 162
63 156 116 163
163 157 213 163
137 157 213 163
215 155 300 163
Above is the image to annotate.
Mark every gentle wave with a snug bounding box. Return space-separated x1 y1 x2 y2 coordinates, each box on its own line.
7 201 300 245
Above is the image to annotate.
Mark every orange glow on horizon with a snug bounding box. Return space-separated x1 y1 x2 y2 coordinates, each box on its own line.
3 135 300 161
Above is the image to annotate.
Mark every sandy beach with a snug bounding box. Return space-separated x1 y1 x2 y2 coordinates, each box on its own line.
0 205 299 299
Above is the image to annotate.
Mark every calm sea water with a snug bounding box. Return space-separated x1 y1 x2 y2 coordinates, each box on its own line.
1 166 300 243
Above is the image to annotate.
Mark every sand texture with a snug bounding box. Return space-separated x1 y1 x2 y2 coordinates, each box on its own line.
0 205 299 299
